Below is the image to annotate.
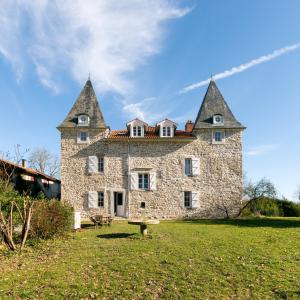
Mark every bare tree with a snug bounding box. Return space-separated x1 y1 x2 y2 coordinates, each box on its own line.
0 145 29 187
0 198 34 253
28 148 60 178
236 178 277 217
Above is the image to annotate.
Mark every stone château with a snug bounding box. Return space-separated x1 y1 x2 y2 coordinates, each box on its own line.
58 79 245 219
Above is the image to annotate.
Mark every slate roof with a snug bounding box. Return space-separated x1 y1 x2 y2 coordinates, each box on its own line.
193 80 245 129
107 127 195 140
58 80 106 129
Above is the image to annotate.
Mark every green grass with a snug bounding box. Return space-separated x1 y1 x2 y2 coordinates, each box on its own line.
0 218 299 299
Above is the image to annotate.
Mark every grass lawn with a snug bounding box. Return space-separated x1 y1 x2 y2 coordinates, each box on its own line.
0 218 299 299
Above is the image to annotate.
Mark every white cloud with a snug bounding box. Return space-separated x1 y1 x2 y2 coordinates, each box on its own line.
245 144 279 156
180 42 300 93
0 0 190 94
122 97 166 124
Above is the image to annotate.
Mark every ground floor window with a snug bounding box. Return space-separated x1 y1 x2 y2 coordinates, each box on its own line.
138 173 149 190
184 191 191 208
98 191 104 207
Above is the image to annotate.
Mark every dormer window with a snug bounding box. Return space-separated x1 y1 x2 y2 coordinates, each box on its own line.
78 114 89 126
213 114 224 125
127 119 147 138
157 119 177 138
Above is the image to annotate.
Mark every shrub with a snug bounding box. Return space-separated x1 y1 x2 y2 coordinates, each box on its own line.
242 197 300 217
0 179 23 214
277 199 300 217
30 200 73 239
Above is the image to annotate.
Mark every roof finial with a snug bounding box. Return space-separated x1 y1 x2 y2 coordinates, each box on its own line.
88 72 90 81
210 73 214 81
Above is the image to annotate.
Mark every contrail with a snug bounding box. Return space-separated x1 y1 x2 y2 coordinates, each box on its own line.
180 42 300 94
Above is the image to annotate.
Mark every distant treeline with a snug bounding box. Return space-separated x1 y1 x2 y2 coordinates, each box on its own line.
243 197 300 217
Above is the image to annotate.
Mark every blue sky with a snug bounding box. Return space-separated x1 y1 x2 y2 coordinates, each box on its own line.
0 0 300 200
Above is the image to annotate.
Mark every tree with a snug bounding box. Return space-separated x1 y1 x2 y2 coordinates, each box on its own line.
295 186 300 202
28 148 60 178
237 178 277 217
0 179 34 253
0 145 29 187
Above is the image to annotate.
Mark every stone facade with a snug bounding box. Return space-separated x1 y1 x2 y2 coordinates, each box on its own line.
59 80 245 219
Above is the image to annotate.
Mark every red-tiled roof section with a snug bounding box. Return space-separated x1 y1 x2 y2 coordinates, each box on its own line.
107 128 194 139
0 158 60 182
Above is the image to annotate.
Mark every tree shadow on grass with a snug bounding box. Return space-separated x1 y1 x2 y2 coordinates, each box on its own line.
97 233 135 239
183 218 300 228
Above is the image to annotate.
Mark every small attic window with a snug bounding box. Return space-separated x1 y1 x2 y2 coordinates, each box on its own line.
213 114 224 125
78 115 89 126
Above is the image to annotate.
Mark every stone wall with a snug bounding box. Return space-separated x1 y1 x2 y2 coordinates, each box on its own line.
60 128 243 219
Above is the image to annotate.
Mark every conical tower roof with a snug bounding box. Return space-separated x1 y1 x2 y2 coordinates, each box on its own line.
58 80 106 130
193 80 245 130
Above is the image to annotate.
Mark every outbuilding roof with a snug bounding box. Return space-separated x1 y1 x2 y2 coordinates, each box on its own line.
0 158 60 182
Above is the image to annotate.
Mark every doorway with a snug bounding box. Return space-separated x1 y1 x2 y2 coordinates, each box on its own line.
113 192 124 217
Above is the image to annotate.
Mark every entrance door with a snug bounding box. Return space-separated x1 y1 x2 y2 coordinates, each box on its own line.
114 192 124 216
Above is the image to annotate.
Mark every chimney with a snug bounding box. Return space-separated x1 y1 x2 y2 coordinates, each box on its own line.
21 159 26 168
185 120 194 132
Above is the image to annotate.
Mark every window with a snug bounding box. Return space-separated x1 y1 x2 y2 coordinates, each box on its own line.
184 191 191 208
185 158 192 176
213 131 224 143
138 173 149 190
98 191 104 207
140 202 146 209
79 132 88 142
162 126 171 137
133 126 142 137
213 114 224 125
78 115 89 126
98 157 104 172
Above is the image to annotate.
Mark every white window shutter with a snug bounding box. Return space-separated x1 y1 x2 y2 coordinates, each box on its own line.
192 157 200 176
88 191 98 208
130 173 138 190
88 156 98 174
150 172 157 190
192 192 199 208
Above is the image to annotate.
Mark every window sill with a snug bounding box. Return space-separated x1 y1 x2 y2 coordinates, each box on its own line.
77 140 90 144
88 172 105 175
212 141 225 145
